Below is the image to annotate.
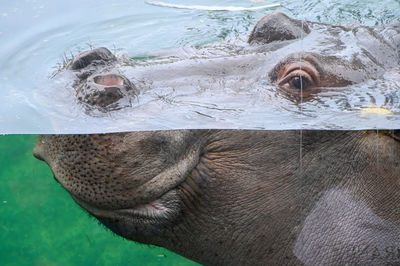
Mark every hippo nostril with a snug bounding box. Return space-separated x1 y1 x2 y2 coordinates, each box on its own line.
76 73 138 113
94 74 124 86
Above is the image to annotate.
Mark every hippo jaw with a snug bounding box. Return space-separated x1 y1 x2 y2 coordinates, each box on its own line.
33 131 205 239
73 189 182 239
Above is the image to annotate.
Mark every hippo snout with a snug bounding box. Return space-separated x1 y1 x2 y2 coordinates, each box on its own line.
65 47 139 113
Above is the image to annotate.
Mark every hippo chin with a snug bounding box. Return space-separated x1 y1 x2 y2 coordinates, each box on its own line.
34 13 400 265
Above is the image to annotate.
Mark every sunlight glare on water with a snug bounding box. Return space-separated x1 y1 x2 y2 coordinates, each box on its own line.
0 0 399 133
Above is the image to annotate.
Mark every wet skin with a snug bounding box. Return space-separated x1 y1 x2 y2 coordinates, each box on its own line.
34 13 400 265
65 13 399 113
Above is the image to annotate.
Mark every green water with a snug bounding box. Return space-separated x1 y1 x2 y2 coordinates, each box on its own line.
0 135 198 265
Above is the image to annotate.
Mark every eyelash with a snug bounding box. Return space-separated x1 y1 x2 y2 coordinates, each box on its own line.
277 69 314 89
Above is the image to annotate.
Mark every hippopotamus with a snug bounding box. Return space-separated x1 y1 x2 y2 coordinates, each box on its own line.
34 13 400 265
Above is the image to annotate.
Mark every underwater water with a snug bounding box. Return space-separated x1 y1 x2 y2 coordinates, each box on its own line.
1 0 400 265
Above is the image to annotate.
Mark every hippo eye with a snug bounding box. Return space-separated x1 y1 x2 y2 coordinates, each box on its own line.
271 55 323 100
277 70 315 91
289 76 309 90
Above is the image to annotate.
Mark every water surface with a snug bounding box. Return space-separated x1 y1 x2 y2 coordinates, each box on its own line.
0 0 399 133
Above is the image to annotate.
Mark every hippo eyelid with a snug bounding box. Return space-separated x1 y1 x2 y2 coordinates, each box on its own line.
277 69 314 87
277 64 320 86
269 53 323 83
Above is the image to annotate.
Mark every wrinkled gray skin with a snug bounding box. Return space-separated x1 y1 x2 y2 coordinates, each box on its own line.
34 13 400 265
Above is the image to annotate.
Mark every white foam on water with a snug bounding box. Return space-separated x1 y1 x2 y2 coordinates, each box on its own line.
145 1 280 11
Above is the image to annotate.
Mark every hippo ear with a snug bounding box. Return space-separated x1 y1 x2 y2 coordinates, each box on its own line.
248 12 310 45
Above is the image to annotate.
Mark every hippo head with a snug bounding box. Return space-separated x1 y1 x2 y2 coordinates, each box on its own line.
60 12 400 114
34 13 400 265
